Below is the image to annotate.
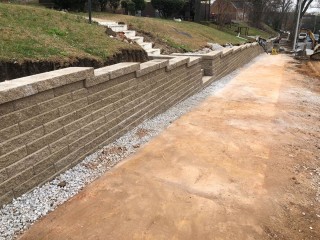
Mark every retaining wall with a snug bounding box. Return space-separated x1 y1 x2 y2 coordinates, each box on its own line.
170 42 265 86
0 43 264 206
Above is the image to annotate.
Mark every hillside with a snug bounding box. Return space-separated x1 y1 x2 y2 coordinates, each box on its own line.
0 3 147 80
206 22 278 40
84 13 246 52
0 3 272 80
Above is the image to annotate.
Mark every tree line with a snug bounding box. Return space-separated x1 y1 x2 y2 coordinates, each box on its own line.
53 0 318 32
53 0 185 17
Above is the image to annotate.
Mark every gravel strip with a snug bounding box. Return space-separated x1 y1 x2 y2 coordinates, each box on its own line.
0 56 262 240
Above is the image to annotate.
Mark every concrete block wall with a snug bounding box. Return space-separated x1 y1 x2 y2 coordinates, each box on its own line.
0 57 203 206
168 43 265 87
0 43 263 206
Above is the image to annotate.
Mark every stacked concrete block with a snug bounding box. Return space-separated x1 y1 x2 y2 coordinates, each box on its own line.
0 57 203 206
170 43 264 87
0 43 264 206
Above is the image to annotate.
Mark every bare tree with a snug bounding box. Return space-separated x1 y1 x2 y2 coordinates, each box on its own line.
301 0 314 16
289 0 315 41
249 0 272 27
212 0 233 26
249 0 313 30
279 0 293 29
265 0 293 29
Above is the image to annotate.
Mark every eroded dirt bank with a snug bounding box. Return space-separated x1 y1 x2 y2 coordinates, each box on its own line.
0 48 148 82
19 54 320 240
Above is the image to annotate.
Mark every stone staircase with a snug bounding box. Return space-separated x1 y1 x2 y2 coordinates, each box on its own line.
97 21 161 56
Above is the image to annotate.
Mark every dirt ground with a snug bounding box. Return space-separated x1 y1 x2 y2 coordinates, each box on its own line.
19 54 320 240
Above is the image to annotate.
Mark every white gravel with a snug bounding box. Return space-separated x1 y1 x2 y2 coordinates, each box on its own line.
0 57 261 240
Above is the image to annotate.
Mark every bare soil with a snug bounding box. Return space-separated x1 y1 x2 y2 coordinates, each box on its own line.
0 48 148 82
19 54 320 240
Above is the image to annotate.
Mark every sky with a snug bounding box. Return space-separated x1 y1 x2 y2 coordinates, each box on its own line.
301 0 320 13
291 0 319 13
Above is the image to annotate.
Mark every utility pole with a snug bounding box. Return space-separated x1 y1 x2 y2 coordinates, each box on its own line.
88 0 92 24
293 0 303 50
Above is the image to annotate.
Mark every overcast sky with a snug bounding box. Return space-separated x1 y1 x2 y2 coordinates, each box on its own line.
290 0 319 13
299 0 320 13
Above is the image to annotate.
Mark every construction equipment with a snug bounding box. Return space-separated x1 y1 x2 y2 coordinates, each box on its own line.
303 29 320 60
306 30 317 49
311 44 320 60
271 48 278 55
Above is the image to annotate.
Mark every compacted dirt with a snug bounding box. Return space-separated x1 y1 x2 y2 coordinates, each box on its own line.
19 55 320 240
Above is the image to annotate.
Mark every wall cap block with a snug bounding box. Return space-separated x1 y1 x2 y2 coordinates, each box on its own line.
204 50 222 59
221 48 234 57
148 55 175 60
172 53 209 60
171 53 185 56
105 62 140 79
187 57 201 67
136 60 162 77
150 59 169 69
240 44 248 50
166 56 190 71
85 62 140 87
232 46 242 53
0 67 93 105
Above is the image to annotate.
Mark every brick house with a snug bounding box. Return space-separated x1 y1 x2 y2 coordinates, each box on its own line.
211 0 251 23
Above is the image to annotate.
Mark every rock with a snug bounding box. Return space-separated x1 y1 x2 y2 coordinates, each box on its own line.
105 27 117 37
133 144 140 148
57 181 67 188
207 43 224 51
224 43 234 48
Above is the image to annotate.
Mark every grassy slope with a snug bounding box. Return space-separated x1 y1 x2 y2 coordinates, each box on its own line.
85 13 245 51
0 3 138 62
207 22 277 40
260 23 278 37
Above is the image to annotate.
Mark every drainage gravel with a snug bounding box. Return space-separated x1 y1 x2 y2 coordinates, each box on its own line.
0 57 261 240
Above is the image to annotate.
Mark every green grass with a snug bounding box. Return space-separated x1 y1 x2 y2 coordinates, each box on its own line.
260 23 278 37
0 3 139 62
82 13 245 51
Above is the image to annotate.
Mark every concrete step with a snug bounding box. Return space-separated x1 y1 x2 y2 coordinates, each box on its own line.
107 24 128 32
97 22 128 32
97 21 117 26
129 36 144 44
139 42 153 50
96 20 163 56
146 48 161 55
123 30 136 38
99 22 128 32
